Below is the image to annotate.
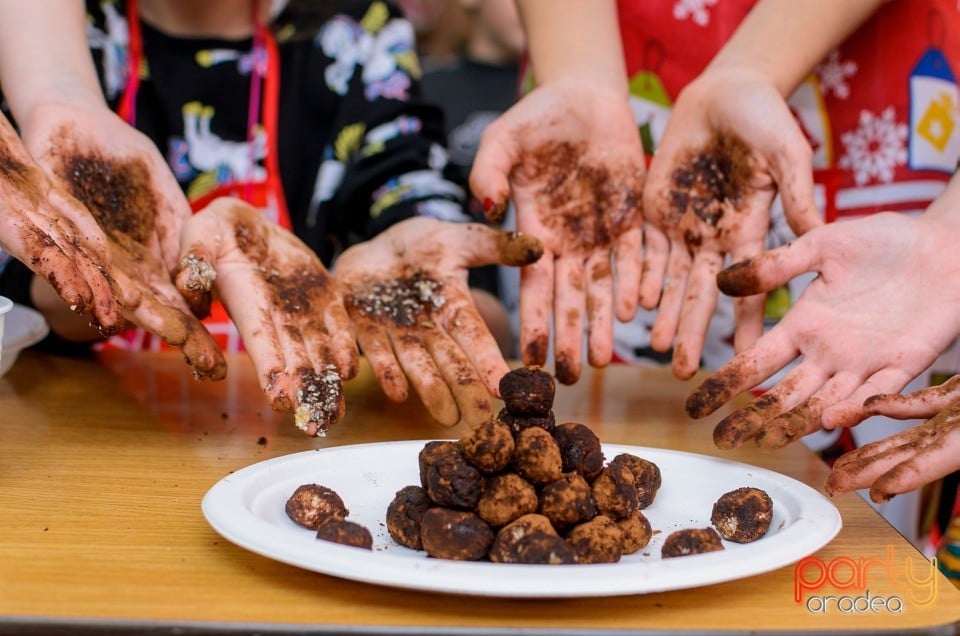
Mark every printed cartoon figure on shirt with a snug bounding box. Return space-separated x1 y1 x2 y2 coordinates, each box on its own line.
172 102 268 200
86 0 129 101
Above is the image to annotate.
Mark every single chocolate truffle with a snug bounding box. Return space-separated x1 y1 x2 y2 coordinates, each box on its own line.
617 510 653 555
661 528 725 558
285 484 348 530
476 473 539 527
711 487 773 543
426 452 484 509
567 515 623 564
610 453 661 509
488 514 578 565
553 423 604 482
497 408 556 438
513 427 563 484
316 519 373 550
418 440 460 488
539 472 597 529
460 419 515 474
386 485 433 549
419 508 493 561
499 366 555 416
591 462 639 520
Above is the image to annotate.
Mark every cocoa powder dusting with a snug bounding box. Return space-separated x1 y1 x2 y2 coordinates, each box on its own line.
519 141 639 253
669 134 752 226
63 154 157 243
346 270 445 328
265 266 330 314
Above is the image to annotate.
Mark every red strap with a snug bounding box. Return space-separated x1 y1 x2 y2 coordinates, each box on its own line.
118 0 142 125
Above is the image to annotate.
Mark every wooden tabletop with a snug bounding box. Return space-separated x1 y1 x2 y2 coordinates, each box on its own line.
1 349 958 635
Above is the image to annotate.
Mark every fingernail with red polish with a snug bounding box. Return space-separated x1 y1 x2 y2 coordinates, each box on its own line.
483 197 494 213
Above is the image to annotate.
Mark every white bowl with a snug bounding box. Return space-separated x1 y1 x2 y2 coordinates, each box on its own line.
0 297 49 377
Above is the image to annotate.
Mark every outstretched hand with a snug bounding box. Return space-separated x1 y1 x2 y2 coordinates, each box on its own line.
19 103 226 378
333 217 542 426
685 212 960 450
176 198 360 436
0 112 124 332
471 82 644 384
643 69 821 379
826 379 960 502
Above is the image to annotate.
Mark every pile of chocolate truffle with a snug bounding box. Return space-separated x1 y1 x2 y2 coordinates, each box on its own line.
284 366 775 561
384 366 663 564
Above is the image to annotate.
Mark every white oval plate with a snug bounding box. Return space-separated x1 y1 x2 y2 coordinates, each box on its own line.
202 440 841 598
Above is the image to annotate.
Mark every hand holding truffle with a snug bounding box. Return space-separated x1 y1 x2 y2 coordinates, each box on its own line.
176 198 360 436
642 69 822 380
826 378 960 503
685 212 960 450
470 83 645 384
333 217 543 427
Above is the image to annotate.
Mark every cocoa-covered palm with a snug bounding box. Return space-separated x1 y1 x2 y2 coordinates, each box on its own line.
471 83 644 385
333 217 543 426
826 381 960 502
643 69 822 379
21 102 190 271
18 102 225 378
0 112 123 331
685 212 960 451
175 198 360 436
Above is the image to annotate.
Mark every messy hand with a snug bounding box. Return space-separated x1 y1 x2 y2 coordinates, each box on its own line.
334 217 542 426
21 102 225 378
471 82 644 384
826 381 960 502
0 112 124 331
176 198 359 435
643 69 821 379
685 212 960 450
21 101 191 271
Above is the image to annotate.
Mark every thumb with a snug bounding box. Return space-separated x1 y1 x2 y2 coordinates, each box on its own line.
449 223 543 269
174 200 232 318
469 120 517 224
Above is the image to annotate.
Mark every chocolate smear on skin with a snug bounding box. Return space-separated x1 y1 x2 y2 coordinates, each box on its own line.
265 267 331 314
346 270 446 328
0 146 41 206
497 231 543 266
519 141 639 253
717 259 762 296
669 134 752 227
63 154 157 244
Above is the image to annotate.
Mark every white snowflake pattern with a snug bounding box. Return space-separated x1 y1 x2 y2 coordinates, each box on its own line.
672 0 718 26
815 50 858 100
838 107 908 185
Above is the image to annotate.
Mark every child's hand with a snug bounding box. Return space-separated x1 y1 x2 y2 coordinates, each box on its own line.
471 82 645 384
334 217 542 427
0 113 123 331
826 383 960 501
643 68 822 379
176 198 359 436
21 101 192 274
685 212 960 450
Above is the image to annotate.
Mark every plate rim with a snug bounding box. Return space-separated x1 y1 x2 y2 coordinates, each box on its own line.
202 440 842 598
